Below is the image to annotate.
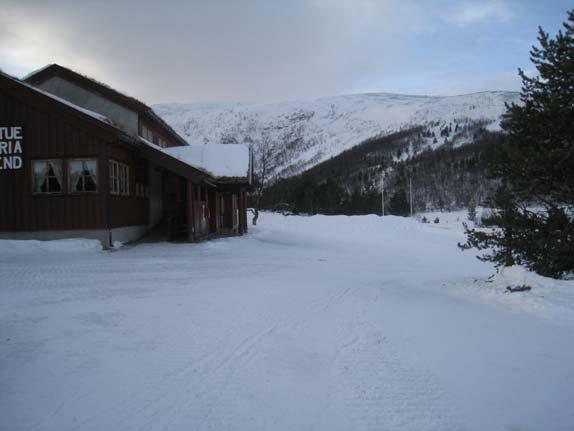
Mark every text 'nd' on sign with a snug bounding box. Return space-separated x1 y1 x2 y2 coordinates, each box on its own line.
0 126 23 170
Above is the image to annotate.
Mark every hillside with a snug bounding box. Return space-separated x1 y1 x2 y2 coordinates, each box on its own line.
154 91 519 180
261 128 505 214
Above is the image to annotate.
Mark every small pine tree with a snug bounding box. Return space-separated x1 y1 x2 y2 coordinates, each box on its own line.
460 10 574 278
389 189 409 216
467 203 477 222
459 186 521 267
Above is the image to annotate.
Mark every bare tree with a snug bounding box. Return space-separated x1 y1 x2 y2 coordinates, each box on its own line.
250 134 274 226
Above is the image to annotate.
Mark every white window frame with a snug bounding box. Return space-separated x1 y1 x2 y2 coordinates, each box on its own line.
109 160 129 196
69 158 98 194
32 159 64 195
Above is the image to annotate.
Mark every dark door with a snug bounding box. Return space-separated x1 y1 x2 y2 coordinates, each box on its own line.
208 189 217 233
163 174 187 240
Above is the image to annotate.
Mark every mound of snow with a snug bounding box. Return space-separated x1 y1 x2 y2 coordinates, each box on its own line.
0 238 103 258
252 211 466 254
445 265 574 323
492 265 573 290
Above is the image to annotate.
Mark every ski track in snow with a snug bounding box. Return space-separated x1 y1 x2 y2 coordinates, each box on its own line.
1 213 573 431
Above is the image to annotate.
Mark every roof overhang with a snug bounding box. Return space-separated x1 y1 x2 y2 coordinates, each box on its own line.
132 140 210 183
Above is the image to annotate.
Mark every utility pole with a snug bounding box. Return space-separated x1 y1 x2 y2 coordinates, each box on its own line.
381 172 385 217
409 174 413 217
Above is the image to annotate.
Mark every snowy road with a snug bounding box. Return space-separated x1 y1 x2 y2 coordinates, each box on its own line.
1 213 573 430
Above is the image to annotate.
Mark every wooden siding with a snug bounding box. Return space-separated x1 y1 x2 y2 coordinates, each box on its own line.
0 75 148 232
139 119 182 148
105 144 149 228
1 73 250 242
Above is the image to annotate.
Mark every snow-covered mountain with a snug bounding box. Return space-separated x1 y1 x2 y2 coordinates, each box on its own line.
154 91 519 179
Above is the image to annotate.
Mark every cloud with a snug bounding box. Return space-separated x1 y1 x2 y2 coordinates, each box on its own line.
441 68 538 96
0 0 532 103
447 1 514 27
0 0 437 103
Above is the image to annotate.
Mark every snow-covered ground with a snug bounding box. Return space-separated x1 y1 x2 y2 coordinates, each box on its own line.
1 213 573 431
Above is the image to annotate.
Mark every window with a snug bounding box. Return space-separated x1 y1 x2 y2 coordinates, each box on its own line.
140 124 152 142
109 160 129 196
141 124 160 145
140 123 169 148
152 134 167 148
109 160 119 194
69 159 97 193
119 164 129 195
33 160 63 194
135 183 147 197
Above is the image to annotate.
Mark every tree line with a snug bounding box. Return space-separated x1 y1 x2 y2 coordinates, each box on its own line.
259 127 503 216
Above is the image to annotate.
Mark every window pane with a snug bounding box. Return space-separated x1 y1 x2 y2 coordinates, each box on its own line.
122 165 129 195
70 160 97 192
48 176 62 193
119 165 125 194
109 161 118 194
69 161 83 192
84 160 97 191
34 160 62 193
51 161 63 184
33 161 48 193
109 166 113 193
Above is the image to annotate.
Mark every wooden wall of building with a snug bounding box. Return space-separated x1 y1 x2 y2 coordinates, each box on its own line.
0 78 148 233
1 75 250 242
105 144 149 228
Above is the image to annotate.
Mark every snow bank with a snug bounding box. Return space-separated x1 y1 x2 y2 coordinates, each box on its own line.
253 211 466 254
164 144 250 179
445 265 574 323
493 265 555 289
0 238 102 258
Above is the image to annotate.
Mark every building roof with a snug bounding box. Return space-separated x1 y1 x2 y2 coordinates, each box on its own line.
1 70 122 135
5 67 251 186
23 64 187 146
164 144 251 182
1 71 208 183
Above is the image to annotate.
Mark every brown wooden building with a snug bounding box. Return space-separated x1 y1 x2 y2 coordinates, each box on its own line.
0 65 251 246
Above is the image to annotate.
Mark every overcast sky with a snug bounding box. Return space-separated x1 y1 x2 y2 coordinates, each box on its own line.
1 0 571 104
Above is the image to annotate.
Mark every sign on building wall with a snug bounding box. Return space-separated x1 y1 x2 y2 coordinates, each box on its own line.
0 126 23 170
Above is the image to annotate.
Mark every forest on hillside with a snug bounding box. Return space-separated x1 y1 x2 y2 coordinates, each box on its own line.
259 127 505 216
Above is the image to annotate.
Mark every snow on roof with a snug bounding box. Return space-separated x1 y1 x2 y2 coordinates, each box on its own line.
138 136 165 152
163 144 250 180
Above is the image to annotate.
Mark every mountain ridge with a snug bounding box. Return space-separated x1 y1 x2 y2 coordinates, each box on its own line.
153 90 520 180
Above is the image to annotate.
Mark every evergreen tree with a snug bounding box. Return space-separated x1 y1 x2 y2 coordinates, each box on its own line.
467 202 477 223
460 10 574 278
389 188 409 216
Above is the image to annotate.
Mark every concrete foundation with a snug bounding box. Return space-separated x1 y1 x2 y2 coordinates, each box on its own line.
0 225 149 248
